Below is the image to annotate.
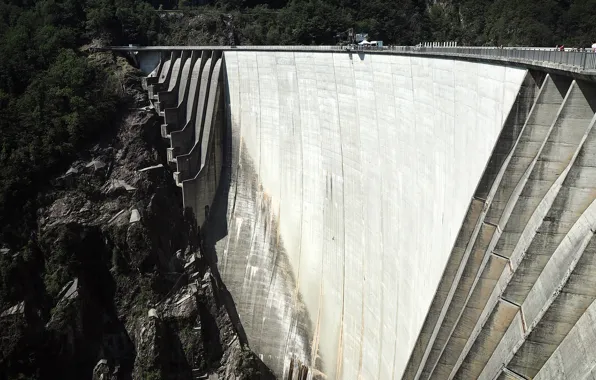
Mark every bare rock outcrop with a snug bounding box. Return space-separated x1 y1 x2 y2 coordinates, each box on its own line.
0 54 274 380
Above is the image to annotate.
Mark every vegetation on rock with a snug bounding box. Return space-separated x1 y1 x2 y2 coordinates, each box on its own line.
158 0 596 47
0 2 272 379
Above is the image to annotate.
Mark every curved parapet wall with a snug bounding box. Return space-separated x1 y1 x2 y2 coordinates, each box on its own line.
215 51 527 379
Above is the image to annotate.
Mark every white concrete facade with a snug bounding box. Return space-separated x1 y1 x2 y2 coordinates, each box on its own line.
217 51 527 379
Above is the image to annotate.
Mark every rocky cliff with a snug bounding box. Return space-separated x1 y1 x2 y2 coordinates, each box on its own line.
0 53 273 380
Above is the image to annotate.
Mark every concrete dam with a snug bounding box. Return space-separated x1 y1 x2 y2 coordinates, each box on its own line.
133 46 596 379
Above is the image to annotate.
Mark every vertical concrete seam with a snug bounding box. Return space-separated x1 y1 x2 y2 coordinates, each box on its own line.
423 58 450 380
391 54 412 380
369 53 386 380
499 67 508 144
277 52 291 373
313 52 325 373
261 52 284 365
354 52 365 380
255 51 264 186
220 52 235 272
405 57 448 380
230 52 242 218
330 52 347 380
409 55 429 380
246 52 263 341
294 50 306 312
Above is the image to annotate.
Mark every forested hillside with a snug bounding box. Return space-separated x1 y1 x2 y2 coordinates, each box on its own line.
2 0 594 250
1 0 595 252
0 2 274 379
153 0 596 47
0 0 159 246
0 0 162 307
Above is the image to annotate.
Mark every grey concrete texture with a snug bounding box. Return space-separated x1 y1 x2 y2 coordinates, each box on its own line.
146 52 174 102
407 71 545 380
151 50 222 186
155 52 184 113
147 49 224 252
422 75 571 379
410 78 596 380
404 198 486 380
162 51 197 138
179 56 224 227
534 297 596 380
474 83 596 379
138 48 596 380
216 51 525 379
175 54 222 184
169 52 209 159
479 122 596 379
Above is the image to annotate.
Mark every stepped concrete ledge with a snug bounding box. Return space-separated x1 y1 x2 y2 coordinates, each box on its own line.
108 45 596 380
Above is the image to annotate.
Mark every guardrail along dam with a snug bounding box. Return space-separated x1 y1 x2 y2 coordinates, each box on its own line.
134 47 596 380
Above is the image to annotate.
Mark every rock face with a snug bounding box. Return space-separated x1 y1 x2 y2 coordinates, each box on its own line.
0 55 273 380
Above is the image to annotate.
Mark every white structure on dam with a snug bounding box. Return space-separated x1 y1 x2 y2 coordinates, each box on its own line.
132 46 596 380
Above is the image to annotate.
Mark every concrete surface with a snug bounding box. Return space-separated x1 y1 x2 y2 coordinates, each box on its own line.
169 52 208 160
119 45 596 77
216 51 526 379
180 54 224 227
411 68 545 376
140 48 596 380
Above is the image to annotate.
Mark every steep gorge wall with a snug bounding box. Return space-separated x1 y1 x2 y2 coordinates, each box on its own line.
211 51 527 379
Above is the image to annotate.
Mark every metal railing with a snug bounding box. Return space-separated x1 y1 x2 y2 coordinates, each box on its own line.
106 45 596 72
379 46 596 71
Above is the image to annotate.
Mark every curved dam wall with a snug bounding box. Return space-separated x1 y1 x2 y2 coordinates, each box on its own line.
138 47 596 380
213 51 527 379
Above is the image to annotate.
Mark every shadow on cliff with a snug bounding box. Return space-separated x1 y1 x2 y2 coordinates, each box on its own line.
195 69 322 378
195 77 249 347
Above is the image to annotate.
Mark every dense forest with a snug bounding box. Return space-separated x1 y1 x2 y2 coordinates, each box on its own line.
0 0 161 307
153 0 596 47
2 0 595 246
